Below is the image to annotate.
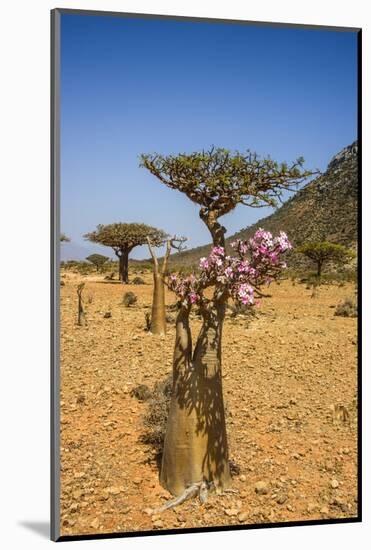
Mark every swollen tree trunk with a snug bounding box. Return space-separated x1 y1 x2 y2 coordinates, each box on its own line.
160 212 231 495
161 303 231 495
151 272 166 335
147 238 171 336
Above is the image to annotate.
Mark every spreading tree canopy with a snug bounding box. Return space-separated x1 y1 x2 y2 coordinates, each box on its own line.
86 253 109 272
141 148 316 241
297 241 356 277
84 223 168 283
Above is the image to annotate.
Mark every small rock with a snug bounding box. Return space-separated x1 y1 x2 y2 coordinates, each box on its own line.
103 312 112 318
224 508 239 516
307 502 317 513
276 495 287 505
238 512 248 522
320 506 329 514
107 486 121 495
239 474 246 482
90 518 99 529
152 519 163 528
255 481 269 495
143 507 153 516
330 479 339 489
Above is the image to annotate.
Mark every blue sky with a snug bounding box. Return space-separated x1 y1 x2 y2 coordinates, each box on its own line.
60 13 358 260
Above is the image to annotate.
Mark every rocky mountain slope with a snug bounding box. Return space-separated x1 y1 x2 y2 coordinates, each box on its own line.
168 141 358 269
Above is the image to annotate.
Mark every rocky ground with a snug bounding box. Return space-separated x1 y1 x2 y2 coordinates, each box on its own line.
59 270 358 537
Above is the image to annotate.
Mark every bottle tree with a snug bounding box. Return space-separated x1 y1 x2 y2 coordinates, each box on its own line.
147 235 187 336
141 147 314 496
297 241 355 278
84 223 167 283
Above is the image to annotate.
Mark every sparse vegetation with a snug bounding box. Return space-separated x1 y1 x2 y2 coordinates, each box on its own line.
334 297 357 317
86 253 109 272
297 242 356 278
122 291 137 307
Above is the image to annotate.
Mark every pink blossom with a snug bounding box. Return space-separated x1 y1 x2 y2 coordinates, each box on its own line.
189 292 198 304
199 257 209 269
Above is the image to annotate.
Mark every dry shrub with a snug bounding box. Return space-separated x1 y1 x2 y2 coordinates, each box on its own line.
334 297 357 318
122 291 137 307
140 376 173 460
132 276 145 285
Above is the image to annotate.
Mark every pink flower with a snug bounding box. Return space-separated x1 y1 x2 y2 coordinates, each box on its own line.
212 246 225 256
199 257 209 269
224 267 233 278
189 292 198 304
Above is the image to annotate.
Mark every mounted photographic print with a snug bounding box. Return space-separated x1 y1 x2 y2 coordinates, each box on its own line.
51 8 361 542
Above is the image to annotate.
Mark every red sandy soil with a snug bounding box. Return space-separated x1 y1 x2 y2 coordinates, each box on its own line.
59 271 358 536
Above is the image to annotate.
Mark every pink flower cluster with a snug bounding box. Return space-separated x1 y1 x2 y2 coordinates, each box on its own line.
168 228 291 307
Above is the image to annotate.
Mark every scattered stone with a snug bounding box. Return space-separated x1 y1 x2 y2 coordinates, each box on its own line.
107 486 121 495
320 506 329 514
276 495 287 505
238 512 248 522
224 508 239 516
255 481 269 495
330 479 339 489
143 507 153 516
103 312 112 318
152 519 163 528
307 502 317 513
90 518 100 529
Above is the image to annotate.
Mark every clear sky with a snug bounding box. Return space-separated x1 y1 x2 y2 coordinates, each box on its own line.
60 13 358 260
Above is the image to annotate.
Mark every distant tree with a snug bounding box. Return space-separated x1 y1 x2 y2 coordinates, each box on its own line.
84 223 168 283
147 235 187 336
86 253 109 272
141 147 315 497
297 241 356 277
60 233 70 242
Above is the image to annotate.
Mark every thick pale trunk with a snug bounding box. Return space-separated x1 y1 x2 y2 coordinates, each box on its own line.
150 272 166 335
160 304 231 495
161 212 231 496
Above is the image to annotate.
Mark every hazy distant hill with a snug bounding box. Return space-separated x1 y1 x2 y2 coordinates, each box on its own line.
166 141 358 269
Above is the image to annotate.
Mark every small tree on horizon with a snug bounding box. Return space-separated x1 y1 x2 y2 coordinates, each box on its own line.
60 233 70 242
141 147 315 497
297 241 355 277
86 253 109 272
84 223 168 283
